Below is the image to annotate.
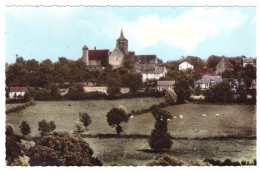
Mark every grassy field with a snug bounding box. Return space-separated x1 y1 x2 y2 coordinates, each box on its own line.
6 99 256 166
85 138 256 166
6 97 165 136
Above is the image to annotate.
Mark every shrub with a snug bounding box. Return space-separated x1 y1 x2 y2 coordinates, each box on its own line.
149 109 173 150
19 121 31 137
28 133 102 166
79 113 92 131
147 155 184 166
65 84 85 100
38 120 56 136
165 90 177 105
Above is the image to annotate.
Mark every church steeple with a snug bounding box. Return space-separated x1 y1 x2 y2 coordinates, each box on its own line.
116 28 128 54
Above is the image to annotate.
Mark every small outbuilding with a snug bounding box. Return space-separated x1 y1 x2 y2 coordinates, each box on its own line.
157 80 175 91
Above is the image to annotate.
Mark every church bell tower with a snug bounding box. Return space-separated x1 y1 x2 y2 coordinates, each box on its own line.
116 28 128 54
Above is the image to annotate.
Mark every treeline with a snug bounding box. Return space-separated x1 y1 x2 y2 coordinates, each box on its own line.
30 84 165 101
6 56 142 90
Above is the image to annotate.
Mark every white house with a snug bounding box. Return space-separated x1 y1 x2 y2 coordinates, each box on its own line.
194 76 222 90
141 65 167 82
179 60 194 71
9 87 28 99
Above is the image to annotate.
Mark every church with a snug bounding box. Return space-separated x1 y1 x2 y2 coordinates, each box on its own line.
82 29 167 81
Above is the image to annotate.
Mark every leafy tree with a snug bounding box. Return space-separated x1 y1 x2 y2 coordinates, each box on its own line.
207 55 222 69
205 82 234 103
106 105 129 135
79 113 92 131
19 121 31 137
28 133 102 166
149 108 173 150
6 124 23 166
174 76 192 103
123 61 134 69
106 78 121 97
65 84 85 100
122 73 143 92
38 120 56 136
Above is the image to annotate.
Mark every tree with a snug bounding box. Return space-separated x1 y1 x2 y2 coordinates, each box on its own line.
28 133 102 166
122 73 143 92
207 55 222 69
38 120 56 136
165 90 177 105
149 108 173 150
106 78 121 97
65 84 85 100
79 113 92 131
19 121 31 137
106 105 129 135
205 82 234 103
174 76 192 103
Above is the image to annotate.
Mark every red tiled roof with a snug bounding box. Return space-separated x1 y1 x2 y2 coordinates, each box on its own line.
224 59 234 68
10 87 28 92
235 60 242 64
179 59 192 65
88 50 109 60
195 68 213 74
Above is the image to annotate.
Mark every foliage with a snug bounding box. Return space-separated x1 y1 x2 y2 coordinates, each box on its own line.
6 124 23 166
147 155 184 166
204 82 234 103
149 108 173 150
106 78 121 98
106 106 129 135
207 55 222 69
194 86 202 96
79 112 92 131
38 120 56 136
28 133 102 166
165 90 177 105
203 158 256 166
65 84 85 100
19 121 31 137
74 123 84 133
122 73 143 92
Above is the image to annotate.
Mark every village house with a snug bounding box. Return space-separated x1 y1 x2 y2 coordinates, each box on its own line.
140 65 167 82
194 75 222 90
178 60 194 71
243 58 254 67
215 58 234 75
157 80 175 91
9 87 28 99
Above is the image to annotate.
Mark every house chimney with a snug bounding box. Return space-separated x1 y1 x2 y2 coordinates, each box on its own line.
94 46 96 50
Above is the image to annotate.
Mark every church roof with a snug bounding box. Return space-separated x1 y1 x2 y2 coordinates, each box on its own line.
82 45 88 50
137 55 157 64
89 50 109 60
117 28 127 40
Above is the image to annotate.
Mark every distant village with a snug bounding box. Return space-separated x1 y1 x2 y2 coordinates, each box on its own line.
6 29 256 102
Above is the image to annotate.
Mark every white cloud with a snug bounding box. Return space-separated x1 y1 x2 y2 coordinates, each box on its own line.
106 7 248 52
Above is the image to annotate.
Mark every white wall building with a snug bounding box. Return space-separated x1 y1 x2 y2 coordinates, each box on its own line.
179 60 194 71
9 87 28 99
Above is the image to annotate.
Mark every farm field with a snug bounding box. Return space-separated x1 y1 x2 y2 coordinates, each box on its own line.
6 97 165 136
85 137 256 166
6 98 256 166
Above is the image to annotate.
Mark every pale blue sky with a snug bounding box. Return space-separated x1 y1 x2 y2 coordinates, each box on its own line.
5 7 256 64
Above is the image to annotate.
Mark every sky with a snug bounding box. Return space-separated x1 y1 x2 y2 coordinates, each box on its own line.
5 6 256 64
